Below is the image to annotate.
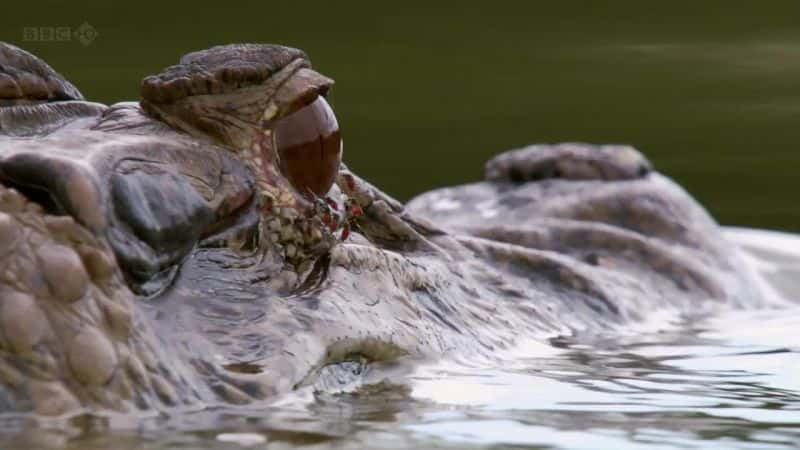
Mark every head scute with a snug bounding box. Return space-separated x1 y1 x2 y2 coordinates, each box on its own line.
140 44 310 104
139 43 333 150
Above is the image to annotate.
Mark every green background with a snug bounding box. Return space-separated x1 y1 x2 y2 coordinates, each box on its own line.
3 1 799 230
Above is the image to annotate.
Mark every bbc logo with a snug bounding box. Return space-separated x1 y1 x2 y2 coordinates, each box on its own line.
23 27 72 42
22 23 98 47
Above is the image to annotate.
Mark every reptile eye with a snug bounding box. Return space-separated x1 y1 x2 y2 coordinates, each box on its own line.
272 96 342 198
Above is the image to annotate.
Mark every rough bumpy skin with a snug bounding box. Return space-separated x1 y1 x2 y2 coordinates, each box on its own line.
0 43 83 106
0 42 771 416
0 187 193 414
140 43 333 151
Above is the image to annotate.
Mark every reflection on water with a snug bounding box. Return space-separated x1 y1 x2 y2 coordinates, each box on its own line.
1 229 799 449
408 311 800 449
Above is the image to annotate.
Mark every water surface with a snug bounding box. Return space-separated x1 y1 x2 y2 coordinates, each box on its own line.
1 228 799 450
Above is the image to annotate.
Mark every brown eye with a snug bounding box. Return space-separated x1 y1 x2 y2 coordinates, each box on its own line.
272 96 342 198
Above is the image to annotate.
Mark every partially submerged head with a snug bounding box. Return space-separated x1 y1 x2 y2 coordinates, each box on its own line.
140 43 347 261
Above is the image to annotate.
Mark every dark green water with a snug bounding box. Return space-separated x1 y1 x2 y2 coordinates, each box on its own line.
3 1 799 230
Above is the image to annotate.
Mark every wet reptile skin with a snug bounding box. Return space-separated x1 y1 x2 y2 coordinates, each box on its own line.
0 42 770 415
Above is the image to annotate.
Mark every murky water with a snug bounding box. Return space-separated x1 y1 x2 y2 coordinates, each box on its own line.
0 228 798 449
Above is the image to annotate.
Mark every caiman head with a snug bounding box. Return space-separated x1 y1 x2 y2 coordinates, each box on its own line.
0 42 745 421
0 42 437 416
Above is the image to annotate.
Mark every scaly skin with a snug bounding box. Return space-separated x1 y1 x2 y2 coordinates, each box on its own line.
0 42 770 416
0 186 189 414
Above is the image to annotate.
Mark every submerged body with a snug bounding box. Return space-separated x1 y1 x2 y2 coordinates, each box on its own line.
0 42 773 415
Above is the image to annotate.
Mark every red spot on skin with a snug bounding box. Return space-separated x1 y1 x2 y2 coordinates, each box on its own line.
320 212 338 231
350 204 362 217
340 225 350 241
343 174 355 191
325 197 338 210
